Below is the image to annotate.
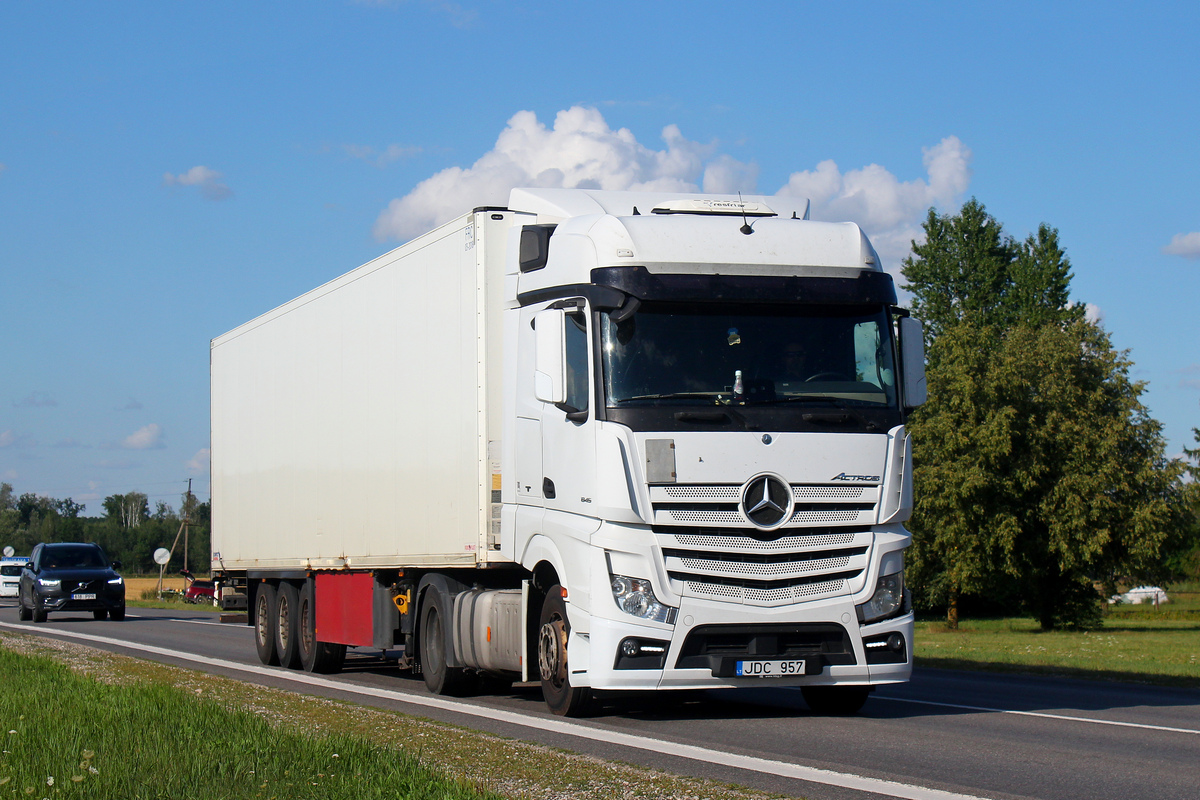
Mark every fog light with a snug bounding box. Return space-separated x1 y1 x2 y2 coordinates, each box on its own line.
621 639 641 657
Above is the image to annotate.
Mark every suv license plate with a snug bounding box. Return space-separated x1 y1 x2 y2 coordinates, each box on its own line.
736 659 806 677
72 593 97 600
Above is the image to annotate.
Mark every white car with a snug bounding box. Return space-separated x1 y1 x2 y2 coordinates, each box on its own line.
1109 585 1169 605
0 557 27 598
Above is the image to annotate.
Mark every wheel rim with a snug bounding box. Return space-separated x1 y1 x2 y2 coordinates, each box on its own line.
538 613 568 687
256 594 270 646
299 597 314 657
277 594 291 651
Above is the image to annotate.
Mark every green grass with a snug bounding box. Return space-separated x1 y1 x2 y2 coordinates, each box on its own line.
914 617 1200 687
0 646 500 800
0 634 780 800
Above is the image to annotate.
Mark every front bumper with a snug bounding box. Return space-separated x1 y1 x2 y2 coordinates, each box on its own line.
34 587 125 612
577 592 913 691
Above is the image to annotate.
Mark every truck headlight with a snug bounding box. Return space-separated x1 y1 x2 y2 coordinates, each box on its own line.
857 569 905 624
611 575 677 624
37 578 61 589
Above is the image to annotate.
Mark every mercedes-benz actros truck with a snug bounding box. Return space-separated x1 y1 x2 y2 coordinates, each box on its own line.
210 188 925 716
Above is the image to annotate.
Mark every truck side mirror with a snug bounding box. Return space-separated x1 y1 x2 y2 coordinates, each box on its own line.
534 308 567 404
898 316 927 408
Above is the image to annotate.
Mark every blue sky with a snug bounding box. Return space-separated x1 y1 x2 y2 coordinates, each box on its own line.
2 1 1197 510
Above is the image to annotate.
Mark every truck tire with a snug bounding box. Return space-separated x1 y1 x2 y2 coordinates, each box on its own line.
801 685 870 715
298 582 345 674
419 591 474 696
538 585 592 717
254 583 280 666
275 582 303 669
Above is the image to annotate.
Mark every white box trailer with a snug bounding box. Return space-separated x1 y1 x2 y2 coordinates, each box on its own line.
211 188 926 716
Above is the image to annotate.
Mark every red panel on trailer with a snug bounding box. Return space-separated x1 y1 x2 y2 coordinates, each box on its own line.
315 572 373 647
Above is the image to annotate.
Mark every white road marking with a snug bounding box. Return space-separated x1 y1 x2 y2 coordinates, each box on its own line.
1 620 988 800
872 694 1200 736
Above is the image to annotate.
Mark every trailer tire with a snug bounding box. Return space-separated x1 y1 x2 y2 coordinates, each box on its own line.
538 585 592 717
275 582 303 669
419 592 474 696
801 685 870 715
298 581 345 674
254 583 279 666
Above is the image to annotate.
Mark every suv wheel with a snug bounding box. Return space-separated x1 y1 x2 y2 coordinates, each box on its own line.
18 596 32 621
32 603 47 623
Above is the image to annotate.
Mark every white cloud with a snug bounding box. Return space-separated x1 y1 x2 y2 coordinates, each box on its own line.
1084 303 1104 325
187 447 210 474
122 423 165 450
373 107 743 241
163 166 232 200
371 107 971 274
1163 232 1200 259
776 136 972 269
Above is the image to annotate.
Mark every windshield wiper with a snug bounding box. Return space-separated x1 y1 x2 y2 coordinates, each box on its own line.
623 392 721 402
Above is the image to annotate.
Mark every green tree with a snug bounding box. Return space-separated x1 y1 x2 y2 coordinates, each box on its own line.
902 201 1187 629
103 491 149 529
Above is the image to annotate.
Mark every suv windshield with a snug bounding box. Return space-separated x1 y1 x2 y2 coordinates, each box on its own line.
42 546 107 570
602 302 898 410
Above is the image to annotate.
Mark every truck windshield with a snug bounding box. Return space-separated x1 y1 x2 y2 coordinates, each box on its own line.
601 302 898 410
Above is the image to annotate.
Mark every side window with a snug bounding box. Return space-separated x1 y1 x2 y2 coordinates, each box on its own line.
563 310 589 414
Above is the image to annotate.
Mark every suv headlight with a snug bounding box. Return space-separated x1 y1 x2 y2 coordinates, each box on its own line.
108 577 123 585
857 569 906 624
611 575 677 624
36 578 61 589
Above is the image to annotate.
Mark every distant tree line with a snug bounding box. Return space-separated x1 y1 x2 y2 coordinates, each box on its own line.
902 199 1200 629
0 483 210 576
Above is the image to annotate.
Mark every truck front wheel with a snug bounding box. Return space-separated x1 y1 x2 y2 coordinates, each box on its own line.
538 585 592 717
254 584 279 666
419 592 474 696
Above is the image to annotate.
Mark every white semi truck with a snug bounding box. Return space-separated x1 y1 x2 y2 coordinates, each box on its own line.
210 188 925 716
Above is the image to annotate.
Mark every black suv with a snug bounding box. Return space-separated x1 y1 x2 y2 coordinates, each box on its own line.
18 542 126 622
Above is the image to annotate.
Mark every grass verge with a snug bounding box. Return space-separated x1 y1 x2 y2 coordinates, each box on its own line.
913 617 1200 688
0 633 783 800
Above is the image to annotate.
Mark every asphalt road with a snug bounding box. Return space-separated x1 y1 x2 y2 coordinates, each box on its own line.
2 603 1197 800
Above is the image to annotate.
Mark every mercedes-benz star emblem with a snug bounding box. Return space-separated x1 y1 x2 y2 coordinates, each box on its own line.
740 474 793 530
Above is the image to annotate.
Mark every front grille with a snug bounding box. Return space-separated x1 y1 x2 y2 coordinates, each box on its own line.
650 480 879 607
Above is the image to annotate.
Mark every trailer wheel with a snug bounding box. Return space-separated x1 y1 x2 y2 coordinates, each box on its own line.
275 582 303 669
801 685 870 715
538 585 592 717
298 581 345 674
254 583 279 666
419 592 474 696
